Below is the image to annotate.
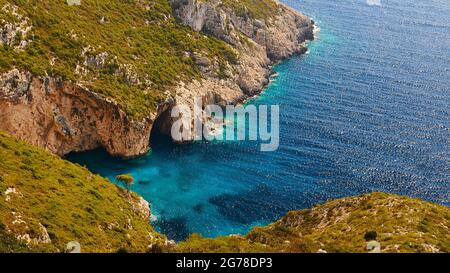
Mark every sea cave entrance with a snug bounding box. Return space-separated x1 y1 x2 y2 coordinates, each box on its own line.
149 107 175 149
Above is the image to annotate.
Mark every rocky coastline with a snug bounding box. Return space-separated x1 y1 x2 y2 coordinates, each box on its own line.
0 0 314 157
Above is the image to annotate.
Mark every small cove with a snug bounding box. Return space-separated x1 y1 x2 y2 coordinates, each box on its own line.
67 0 450 241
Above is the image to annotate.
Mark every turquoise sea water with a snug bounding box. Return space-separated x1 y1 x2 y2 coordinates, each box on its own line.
67 0 450 241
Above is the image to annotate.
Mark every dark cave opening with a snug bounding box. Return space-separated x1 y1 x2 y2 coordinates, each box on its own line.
149 107 174 148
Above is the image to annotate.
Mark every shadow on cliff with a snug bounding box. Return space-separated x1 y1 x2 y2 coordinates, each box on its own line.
149 108 176 153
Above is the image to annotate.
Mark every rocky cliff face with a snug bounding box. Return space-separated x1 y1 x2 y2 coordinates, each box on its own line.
171 0 314 97
171 0 314 60
0 69 173 157
167 0 314 141
0 0 314 157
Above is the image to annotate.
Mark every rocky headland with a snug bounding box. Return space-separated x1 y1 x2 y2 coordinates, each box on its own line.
0 0 314 157
175 192 450 253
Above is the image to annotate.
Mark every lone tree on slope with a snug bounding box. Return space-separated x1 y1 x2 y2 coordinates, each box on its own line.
116 174 134 195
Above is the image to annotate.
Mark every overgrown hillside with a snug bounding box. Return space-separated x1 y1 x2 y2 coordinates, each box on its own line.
203 0 280 20
1 131 448 253
176 192 450 253
0 131 167 253
0 0 237 118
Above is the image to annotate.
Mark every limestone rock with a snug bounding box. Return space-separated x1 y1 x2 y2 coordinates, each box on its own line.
0 3 33 50
132 197 151 221
0 69 159 157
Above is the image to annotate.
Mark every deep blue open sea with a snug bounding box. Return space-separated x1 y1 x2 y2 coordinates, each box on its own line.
67 0 450 241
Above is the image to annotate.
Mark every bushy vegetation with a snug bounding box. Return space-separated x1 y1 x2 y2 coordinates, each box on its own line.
210 0 281 20
0 0 237 118
116 174 134 194
176 192 450 253
0 131 167 253
0 223 31 253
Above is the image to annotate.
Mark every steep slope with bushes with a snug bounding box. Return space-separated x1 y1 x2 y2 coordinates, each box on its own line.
176 192 450 253
1 134 448 254
0 131 168 253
